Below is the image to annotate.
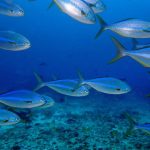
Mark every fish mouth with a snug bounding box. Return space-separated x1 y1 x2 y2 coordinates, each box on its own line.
19 10 24 16
124 87 131 93
23 42 31 49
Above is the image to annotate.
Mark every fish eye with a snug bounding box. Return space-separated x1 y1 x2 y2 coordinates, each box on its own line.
10 9 14 13
81 10 86 16
41 97 46 103
116 88 121 91
16 117 19 121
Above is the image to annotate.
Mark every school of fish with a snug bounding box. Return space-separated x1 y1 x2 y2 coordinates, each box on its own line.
0 0 149 134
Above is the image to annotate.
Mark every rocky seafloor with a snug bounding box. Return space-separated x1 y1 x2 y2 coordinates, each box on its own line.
0 91 150 150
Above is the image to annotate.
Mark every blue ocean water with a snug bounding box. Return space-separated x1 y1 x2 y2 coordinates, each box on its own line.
0 0 150 149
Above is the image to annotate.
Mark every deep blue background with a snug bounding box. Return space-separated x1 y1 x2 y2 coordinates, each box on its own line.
0 0 150 96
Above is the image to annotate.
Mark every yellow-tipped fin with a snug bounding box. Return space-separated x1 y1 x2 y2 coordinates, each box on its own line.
123 112 136 138
95 15 107 39
109 37 126 64
48 0 55 10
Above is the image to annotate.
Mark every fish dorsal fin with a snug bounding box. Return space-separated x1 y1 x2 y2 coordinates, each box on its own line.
48 0 55 10
33 72 43 84
77 69 84 83
71 70 84 92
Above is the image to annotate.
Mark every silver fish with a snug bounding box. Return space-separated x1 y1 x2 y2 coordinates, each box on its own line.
0 0 24 17
0 90 45 108
95 17 150 39
110 37 150 68
83 0 106 14
34 73 89 97
125 112 150 136
49 0 96 24
0 109 20 125
83 77 131 94
0 31 31 51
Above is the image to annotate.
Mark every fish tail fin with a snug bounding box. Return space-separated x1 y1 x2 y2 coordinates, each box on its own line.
33 72 45 91
132 38 138 50
95 15 107 39
109 36 126 64
123 112 136 138
48 0 55 10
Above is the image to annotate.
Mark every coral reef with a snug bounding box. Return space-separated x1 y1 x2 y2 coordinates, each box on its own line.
0 92 150 150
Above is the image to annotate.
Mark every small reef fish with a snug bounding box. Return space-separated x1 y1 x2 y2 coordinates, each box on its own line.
110 37 150 68
34 73 89 97
95 17 150 39
0 0 24 17
132 38 150 50
0 31 31 51
48 0 96 24
124 112 150 137
0 109 20 125
0 90 46 108
38 95 55 108
83 77 131 94
82 0 106 14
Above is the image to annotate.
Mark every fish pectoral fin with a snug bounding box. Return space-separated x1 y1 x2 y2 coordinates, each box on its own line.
71 84 81 92
81 10 86 16
8 41 17 45
48 0 55 10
